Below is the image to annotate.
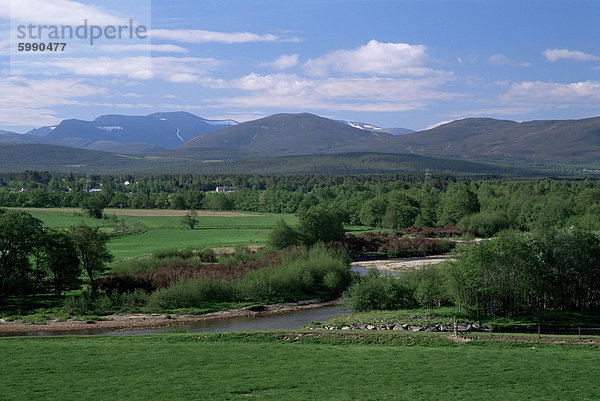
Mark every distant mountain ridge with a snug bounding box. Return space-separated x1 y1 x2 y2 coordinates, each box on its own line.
24 112 237 152
2 112 600 164
373 117 600 160
179 113 393 155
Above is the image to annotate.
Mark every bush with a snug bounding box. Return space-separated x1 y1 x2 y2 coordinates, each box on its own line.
267 219 298 249
298 205 345 245
118 289 149 311
218 246 260 265
146 245 352 309
147 278 234 310
406 263 451 310
63 292 117 315
151 247 216 262
344 269 414 311
458 210 512 237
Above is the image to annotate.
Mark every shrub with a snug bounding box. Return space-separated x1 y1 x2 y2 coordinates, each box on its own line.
146 245 352 309
64 292 117 315
118 289 149 311
298 205 345 245
458 210 512 237
344 269 414 311
406 263 452 310
267 219 299 249
147 278 233 310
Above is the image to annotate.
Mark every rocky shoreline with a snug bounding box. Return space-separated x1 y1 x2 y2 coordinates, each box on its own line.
310 321 485 333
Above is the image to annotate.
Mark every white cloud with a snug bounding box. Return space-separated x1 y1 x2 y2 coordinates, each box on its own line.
28 56 221 81
151 29 299 44
166 73 198 83
303 39 440 77
0 76 104 126
486 54 530 67
543 49 600 62
98 44 188 53
501 80 600 102
259 54 299 70
462 80 600 117
208 72 457 113
3 0 127 25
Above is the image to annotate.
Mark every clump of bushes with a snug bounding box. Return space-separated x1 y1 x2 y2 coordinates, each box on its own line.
344 269 413 311
338 232 454 257
147 245 352 310
458 210 512 237
396 224 462 238
64 289 149 315
344 263 452 312
151 247 216 262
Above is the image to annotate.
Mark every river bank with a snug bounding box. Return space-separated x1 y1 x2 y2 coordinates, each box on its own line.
0 299 341 335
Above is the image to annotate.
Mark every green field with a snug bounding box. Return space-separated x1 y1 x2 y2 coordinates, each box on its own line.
108 213 299 260
1 332 599 400
20 210 110 228
14 209 300 261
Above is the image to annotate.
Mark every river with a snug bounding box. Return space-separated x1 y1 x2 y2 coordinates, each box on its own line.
3 260 420 337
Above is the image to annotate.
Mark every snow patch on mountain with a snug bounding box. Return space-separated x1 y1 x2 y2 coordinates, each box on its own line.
175 128 184 143
339 120 384 131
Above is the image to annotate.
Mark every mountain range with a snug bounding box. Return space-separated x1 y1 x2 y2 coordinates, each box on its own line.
369 117 600 161
179 113 393 155
1 111 600 174
19 112 237 152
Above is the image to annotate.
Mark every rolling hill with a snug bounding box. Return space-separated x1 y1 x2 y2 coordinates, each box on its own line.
27 112 237 152
0 143 531 176
3 112 600 174
179 113 393 155
0 131 62 146
373 117 600 161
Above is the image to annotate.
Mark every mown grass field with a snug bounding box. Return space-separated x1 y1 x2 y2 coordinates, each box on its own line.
19 209 110 228
1 332 599 400
109 213 299 260
15 208 300 261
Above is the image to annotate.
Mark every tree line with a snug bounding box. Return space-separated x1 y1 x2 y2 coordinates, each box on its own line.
348 228 600 316
0 209 112 302
2 172 600 236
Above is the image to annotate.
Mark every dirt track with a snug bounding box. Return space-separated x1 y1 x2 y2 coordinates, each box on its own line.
6 207 259 217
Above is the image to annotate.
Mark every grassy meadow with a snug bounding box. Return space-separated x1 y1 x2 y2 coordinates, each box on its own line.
1 332 599 400
16 208 300 261
108 213 299 260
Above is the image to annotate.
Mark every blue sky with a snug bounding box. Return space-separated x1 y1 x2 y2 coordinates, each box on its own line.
1 0 599 133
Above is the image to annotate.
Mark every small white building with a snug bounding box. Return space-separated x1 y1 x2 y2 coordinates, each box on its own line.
215 186 237 193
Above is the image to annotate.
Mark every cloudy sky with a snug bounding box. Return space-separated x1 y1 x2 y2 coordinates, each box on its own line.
1 0 599 132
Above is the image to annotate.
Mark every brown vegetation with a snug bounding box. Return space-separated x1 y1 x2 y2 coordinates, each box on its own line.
331 231 455 256
99 248 298 294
